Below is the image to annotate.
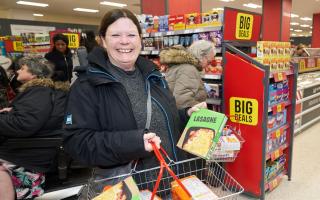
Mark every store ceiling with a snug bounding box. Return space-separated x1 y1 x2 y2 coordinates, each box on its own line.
0 0 319 36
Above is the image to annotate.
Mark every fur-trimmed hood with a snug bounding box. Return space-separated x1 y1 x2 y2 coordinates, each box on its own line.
159 47 202 71
19 78 69 93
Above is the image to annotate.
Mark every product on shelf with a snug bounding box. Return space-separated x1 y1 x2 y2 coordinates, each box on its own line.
185 13 201 29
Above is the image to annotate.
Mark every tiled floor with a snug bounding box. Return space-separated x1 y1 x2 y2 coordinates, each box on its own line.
239 122 320 200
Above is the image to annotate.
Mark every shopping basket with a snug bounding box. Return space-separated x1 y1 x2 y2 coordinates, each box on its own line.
86 143 244 200
209 115 245 162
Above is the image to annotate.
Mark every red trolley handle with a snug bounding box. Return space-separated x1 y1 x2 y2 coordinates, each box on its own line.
150 142 191 200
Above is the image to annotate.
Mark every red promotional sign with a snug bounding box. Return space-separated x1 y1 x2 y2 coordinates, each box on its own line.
223 7 262 42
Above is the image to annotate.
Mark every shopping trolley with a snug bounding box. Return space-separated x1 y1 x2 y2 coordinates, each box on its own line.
86 142 244 200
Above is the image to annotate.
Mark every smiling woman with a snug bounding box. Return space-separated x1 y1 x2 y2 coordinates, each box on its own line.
62 8 207 199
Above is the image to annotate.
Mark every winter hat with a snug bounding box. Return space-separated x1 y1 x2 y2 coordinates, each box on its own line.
18 56 54 78
53 33 69 45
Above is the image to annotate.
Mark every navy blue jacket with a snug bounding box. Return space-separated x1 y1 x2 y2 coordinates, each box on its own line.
63 47 188 169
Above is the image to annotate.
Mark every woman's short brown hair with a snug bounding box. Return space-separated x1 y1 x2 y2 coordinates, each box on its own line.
98 9 142 37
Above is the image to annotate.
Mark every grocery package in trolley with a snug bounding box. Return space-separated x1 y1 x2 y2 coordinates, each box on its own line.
87 143 244 200
177 109 228 159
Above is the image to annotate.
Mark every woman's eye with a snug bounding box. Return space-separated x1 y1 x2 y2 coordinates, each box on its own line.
111 34 120 37
128 34 136 37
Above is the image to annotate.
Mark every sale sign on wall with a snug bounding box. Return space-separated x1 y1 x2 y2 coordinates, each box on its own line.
223 7 262 42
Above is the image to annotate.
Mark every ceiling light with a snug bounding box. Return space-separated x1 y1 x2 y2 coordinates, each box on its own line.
219 0 234 2
300 24 310 27
300 17 312 21
299 34 304 37
294 29 303 32
243 3 262 9
310 26 313 29
290 28 293 31
100 1 127 7
73 8 99 13
33 13 43 16
291 13 299 18
290 22 299 25
16 1 48 7
310 31 313 34
291 33 296 36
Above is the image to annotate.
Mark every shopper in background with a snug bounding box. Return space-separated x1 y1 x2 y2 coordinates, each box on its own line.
293 43 308 57
160 45 207 109
0 66 14 109
45 33 73 82
77 30 99 66
63 8 206 189
0 56 69 199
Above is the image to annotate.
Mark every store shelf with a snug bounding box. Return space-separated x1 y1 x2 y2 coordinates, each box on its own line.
23 42 50 46
269 69 294 79
202 74 222 80
206 98 221 105
266 142 288 161
140 47 221 56
268 101 291 112
265 170 286 191
142 26 222 38
140 50 160 55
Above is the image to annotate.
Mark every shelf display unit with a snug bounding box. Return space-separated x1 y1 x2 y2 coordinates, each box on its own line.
222 43 297 200
294 72 320 134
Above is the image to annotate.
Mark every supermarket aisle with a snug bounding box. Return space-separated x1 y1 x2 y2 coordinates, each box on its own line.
239 122 320 200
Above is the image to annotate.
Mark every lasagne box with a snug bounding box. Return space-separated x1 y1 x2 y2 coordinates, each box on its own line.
171 175 218 200
177 109 227 159
93 176 141 200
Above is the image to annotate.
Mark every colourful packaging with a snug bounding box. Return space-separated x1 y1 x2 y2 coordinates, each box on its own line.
93 176 141 200
185 13 200 29
177 109 227 159
171 175 218 200
174 14 186 30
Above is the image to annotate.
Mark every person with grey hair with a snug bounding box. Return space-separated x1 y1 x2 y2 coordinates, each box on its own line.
188 40 216 69
0 56 69 199
159 41 215 109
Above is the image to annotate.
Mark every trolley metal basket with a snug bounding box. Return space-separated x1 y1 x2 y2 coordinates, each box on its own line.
86 145 244 200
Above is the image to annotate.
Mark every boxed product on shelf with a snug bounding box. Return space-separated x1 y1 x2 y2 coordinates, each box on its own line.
267 130 287 152
200 10 223 27
204 83 222 99
168 15 176 31
185 13 201 29
153 16 160 32
265 154 286 180
159 15 169 32
257 41 271 58
209 31 222 47
171 175 218 200
174 14 186 30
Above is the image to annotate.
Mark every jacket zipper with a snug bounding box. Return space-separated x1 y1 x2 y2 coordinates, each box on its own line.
151 96 178 161
64 56 69 81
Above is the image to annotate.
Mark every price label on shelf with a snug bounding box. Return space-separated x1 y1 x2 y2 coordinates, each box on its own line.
13 41 24 52
274 72 287 82
275 129 281 138
154 32 162 37
184 29 192 34
272 179 278 188
166 31 174 35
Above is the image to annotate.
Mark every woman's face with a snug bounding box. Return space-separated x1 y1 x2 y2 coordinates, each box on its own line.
17 64 36 83
54 40 67 54
200 48 215 68
101 17 141 71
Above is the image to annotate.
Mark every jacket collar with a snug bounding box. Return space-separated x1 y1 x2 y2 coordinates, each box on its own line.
86 47 161 85
19 78 54 92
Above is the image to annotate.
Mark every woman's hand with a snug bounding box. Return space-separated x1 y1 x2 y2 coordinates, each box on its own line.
0 107 12 113
143 132 161 152
187 102 207 116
